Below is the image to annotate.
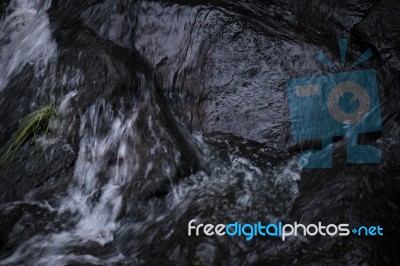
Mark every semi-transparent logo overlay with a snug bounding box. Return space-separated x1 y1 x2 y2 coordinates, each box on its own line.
188 219 384 241
286 39 382 168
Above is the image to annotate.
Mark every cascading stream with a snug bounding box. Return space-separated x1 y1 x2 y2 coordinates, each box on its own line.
0 0 55 93
0 0 399 265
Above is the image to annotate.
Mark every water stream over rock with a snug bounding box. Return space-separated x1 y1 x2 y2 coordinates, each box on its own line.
0 0 399 265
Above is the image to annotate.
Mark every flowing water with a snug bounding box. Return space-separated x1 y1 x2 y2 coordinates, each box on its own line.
0 0 399 265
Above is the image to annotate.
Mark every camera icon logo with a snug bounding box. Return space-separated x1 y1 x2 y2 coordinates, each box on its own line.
286 39 382 168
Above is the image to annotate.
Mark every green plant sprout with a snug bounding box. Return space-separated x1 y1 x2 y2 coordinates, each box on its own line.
0 103 57 165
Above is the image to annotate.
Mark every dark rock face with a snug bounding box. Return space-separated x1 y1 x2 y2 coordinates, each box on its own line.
0 0 399 265
353 1 400 72
0 1 10 18
87 1 314 146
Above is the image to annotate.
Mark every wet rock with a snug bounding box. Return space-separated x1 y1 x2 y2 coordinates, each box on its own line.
0 0 399 265
0 203 57 259
124 1 318 146
0 1 9 18
278 0 379 40
352 0 400 72
0 66 36 149
0 141 75 203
